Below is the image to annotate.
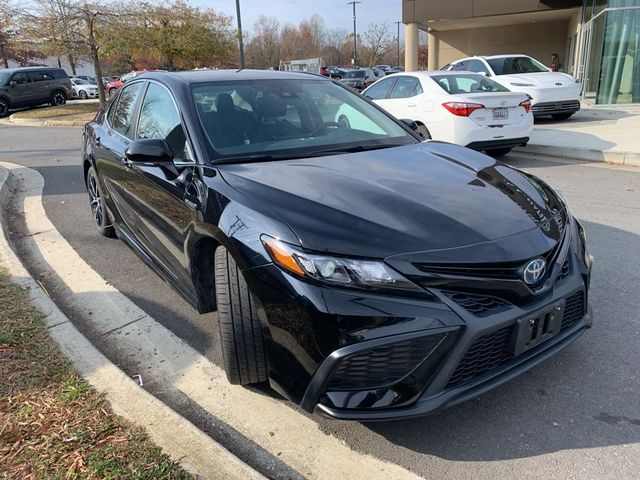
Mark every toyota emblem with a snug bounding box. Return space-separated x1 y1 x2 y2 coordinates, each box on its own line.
523 259 546 285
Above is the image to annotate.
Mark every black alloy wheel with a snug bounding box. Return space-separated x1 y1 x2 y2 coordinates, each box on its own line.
86 166 116 237
50 90 67 106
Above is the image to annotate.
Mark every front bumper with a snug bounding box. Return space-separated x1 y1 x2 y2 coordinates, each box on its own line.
532 100 580 117
245 223 592 420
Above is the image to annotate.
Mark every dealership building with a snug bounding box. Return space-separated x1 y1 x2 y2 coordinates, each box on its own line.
403 0 640 104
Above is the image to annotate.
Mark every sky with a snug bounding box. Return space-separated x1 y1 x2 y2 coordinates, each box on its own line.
202 0 404 40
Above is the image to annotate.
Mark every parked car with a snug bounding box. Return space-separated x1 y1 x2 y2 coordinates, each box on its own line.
106 70 159 97
339 68 377 91
82 69 592 420
373 64 392 72
71 78 99 100
72 75 97 84
328 67 345 80
371 67 386 79
362 71 533 156
0 67 72 118
442 55 582 119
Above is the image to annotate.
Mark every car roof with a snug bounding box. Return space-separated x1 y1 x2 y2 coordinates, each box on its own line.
136 69 329 85
384 70 487 78
1 66 66 73
458 54 531 60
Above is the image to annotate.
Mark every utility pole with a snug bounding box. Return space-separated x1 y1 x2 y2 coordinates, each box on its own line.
395 21 402 67
235 0 245 68
347 1 361 66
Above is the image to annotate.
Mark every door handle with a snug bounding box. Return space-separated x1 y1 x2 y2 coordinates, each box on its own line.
407 103 416 107
95 136 101 147
120 156 132 168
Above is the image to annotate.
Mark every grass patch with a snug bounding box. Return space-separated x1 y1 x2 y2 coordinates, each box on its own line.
12 102 98 120
0 269 194 479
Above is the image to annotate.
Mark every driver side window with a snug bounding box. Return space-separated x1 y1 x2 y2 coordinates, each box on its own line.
137 83 187 161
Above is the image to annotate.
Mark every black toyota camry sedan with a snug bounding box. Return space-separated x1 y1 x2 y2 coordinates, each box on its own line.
82 70 593 420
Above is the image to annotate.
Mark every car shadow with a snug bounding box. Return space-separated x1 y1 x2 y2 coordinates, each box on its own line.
534 107 636 126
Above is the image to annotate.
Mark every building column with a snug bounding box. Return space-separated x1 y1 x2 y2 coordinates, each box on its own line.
405 22 419 72
427 28 439 70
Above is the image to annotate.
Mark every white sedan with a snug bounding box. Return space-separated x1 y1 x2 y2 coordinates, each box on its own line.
359 71 533 156
442 55 582 120
70 78 99 100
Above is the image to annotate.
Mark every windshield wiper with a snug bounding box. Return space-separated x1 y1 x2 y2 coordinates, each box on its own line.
306 143 403 156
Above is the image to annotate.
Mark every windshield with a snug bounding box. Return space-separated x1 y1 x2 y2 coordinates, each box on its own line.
120 72 135 83
343 70 366 79
192 78 416 163
0 72 11 86
73 78 89 85
431 74 510 94
487 56 549 75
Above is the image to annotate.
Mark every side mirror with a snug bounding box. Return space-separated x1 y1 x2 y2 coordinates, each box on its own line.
9 80 17 87
125 138 174 166
399 118 418 131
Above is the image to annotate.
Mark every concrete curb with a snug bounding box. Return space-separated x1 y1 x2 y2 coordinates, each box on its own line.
7 114 87 127
0 164 265 480
515 144 640 167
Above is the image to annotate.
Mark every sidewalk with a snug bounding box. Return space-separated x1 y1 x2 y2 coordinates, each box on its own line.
516 103 640 166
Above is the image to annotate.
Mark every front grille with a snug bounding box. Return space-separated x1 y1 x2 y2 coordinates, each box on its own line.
446 326 514 387
414 262 520 280
443 291 511 317
447 290 586 388
532 100 580 113
561 290 585 332
327 335 441 391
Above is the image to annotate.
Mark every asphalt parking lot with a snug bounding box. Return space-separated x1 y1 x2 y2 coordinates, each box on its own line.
1 122 639 479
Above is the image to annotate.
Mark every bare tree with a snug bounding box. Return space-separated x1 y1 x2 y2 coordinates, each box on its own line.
245 15 281 69
362 23 392 68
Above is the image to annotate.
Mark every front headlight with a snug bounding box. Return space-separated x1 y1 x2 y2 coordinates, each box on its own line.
262 236 420 291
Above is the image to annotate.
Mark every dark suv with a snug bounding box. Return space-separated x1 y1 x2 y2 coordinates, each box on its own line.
0 67 72 118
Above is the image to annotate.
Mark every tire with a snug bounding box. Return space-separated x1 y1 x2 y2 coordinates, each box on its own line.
79 90 88 100
416 124 431 140
551 112 574 121
485 147 512 157
50 90 67 106
215 246 268 385
86 166 116 238
0 98 9 118
109 87 118 97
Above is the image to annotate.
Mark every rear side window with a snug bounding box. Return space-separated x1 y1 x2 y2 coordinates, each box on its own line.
109 82 144 138
49 69 68 79
137 83 186 160
389 76 423 98
11 72 28 84
27 71 53 82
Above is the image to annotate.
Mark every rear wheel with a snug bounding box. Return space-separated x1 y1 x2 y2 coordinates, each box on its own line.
551 112 574 120
215 246 268 385
50 90 67 107
485 147 512 157
109 87 118 97
0 98 9 118
86 166 116 238
79 90 88 100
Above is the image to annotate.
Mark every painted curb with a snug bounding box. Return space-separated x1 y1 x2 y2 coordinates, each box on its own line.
0 164 266 480
515 144 640 167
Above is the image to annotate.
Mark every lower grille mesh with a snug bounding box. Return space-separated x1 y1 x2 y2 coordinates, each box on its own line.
443 291 511 317
327 335 441 391
447 290 586 388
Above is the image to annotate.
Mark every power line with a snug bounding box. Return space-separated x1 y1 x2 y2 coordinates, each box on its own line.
347 1 361 66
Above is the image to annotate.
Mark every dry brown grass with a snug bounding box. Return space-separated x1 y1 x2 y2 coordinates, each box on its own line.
0 269 194 479
12 103 98 120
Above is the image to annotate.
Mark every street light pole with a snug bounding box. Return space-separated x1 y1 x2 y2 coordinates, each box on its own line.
395 21 401 67
347 1 361 66
235 0 245 68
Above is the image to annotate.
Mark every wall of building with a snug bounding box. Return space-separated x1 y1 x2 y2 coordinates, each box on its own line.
432 20 570 68
403 0 555 23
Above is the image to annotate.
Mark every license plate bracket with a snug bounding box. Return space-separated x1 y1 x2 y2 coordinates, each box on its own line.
492 107 509 120
510 300 565 356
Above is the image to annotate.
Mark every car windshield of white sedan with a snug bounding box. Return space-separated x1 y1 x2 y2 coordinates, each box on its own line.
73 79 89 85
192 79 415 162
431 74 509 94
488 56 548 75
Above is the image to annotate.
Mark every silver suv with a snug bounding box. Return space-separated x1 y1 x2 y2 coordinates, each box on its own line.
0 67 73 118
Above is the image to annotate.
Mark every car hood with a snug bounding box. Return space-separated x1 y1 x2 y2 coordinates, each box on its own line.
218 142 565 259
496 71 576 87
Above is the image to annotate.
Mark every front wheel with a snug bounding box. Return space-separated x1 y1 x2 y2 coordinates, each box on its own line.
86 166 116 238
50 90 67 107
79 90 88 100
485 147 512 157
109 87 118 97
215 246 268 385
